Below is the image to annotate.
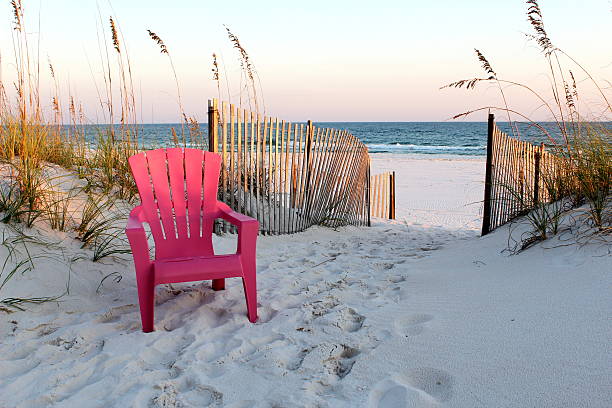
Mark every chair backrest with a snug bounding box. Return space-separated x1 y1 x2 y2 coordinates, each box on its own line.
129 148 221 258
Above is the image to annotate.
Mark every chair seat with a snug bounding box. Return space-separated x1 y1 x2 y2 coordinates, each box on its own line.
154 254 243 285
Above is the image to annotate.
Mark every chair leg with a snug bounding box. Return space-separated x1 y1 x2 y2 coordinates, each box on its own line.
136 272 155 333
212 278 225 291
242 264 258 323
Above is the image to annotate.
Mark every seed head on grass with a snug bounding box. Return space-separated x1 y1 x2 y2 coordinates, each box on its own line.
225 26 254 82
147 30 168 54
69 97 76 117
451 0 611 248
224 25 264 112
442 49 496 90
564 71 579 111
147 28 186 140
110 17 120 54
48 60 55 79
171 127 179 146
525 0 554 55
51 97 59 114
475 49 496 79
212 53 219 81
11 0 22 31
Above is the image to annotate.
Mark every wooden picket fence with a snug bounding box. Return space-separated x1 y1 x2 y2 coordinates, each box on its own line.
482 114 564 235
370 171 396 219
207 99 372 235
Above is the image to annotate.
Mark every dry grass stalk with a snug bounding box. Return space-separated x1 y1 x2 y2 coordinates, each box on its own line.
212 52 221 100
110 17 120 54
224 25 264 113
446 0 611 246
146 29 186 137
146 30 168 54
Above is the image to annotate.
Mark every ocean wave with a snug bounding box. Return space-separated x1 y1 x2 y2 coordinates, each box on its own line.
366 143 486 153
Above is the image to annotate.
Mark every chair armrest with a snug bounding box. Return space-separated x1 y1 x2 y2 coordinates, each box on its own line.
216 202 259 228
216 202 259 255
126 206 147 231
125 206 152 267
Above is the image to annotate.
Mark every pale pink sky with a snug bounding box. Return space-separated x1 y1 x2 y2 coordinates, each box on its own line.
0 0 610 123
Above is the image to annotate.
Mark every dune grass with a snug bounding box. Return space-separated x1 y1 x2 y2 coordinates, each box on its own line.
0 2 147 308
0 2 267 309
446 0 611 249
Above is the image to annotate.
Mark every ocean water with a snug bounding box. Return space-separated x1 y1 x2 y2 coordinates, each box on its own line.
316 122 580 155
318 122 490 155
77 122 584 156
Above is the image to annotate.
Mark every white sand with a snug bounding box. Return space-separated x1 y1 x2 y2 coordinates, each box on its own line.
0 154 610 408
370 153 485 232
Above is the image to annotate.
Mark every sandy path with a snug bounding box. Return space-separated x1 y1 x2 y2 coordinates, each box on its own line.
0 222 463 407
370 153 485 232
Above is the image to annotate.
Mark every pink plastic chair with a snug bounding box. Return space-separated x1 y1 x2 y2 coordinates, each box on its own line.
125 148 259 332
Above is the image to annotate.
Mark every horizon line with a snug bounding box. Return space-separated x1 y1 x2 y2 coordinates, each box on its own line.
53 120 612 126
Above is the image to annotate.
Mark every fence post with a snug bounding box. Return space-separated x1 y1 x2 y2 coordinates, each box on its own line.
207 99 221 233
303 120 314 224
207 98 219 153
389 171 396 220
366 160 371 226
481 113 495 236
519 164 525 211
533 143 542 205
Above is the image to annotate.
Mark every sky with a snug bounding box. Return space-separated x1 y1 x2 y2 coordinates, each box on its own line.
0 0 610 123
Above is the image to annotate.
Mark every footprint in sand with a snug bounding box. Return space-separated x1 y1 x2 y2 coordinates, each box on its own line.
161 314 184 332
405 367 453 402
31 323 59 337
300 343 361 384
153 379 223 408
373 262 395 271
95 304 138 324
369 379 432 408
225 402 256 408
334 307 366 332
394 314 434 337
304 295 341 320
315 306 366 333
256 305 279 323
181 384 223 407
387 275 406 284
369 368 453 407
323 344 360 379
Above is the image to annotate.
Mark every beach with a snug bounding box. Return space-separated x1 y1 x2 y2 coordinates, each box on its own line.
1 0 610 406
0 153 609 408
370 154 485 232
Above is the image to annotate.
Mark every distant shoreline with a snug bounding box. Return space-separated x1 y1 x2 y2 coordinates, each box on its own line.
369 152 486 161
50 121 612 125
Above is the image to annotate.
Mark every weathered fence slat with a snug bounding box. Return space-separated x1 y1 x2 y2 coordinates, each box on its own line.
367 171 396 220
482 114 563 235
207 98 373 234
